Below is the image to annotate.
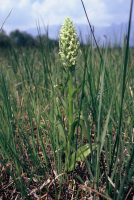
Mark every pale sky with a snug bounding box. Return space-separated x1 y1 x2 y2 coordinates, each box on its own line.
0 0 133 35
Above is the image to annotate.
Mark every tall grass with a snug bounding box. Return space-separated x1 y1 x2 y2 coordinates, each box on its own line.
0 2 134 199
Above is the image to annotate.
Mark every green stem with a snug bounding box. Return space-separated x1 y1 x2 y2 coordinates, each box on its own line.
69 68 73 137
65 67 74 171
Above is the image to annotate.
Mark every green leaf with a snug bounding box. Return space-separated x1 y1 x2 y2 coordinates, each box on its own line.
100 89 115 155
71 84 81 99
56 114 67 146
71 80 87 99
71 117 89 141
69 143 96 171
79 119 89 140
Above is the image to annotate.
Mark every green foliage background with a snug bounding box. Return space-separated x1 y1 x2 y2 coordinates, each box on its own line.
0 3 134 198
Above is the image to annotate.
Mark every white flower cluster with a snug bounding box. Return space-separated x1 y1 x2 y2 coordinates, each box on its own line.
59 16 80 68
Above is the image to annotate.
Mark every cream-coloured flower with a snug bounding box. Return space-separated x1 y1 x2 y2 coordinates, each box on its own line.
59 16 80 68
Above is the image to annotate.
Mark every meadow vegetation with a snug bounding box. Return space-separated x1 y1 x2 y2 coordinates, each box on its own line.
0 3 134 200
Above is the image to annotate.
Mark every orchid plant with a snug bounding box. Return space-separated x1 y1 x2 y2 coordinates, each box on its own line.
55 16 96 172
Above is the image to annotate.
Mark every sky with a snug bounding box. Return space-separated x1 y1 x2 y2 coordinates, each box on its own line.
0 0 133 35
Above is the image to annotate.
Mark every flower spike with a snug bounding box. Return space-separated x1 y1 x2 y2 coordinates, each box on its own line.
59 16 80 68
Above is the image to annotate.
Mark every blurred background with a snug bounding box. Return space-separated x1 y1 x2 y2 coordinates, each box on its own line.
0 0 134 47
